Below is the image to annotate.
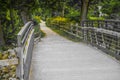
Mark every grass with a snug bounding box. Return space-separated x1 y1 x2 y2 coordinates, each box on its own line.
0 45 14 51
47 26 81 42
40 30 46 38
34 25 46 38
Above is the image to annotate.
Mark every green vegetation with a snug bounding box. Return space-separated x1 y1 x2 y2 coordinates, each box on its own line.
40 30 46 38
0 0 41 50
33 16 45 38
46 16 70 28
88 0 120 19
33 16 41 25
0 0 119 79
89 17 105 20
34 25 46 38
0 0 120 50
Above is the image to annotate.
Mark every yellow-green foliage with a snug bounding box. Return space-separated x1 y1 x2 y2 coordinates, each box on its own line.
33 16 41 24
46 16 70 28
52 16 68 23
89 17 105 20
6 10 10 20
88 17 105 27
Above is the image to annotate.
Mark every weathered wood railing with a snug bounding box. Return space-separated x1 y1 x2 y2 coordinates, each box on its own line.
16 21 34 80
81 20 120 59
58 20 120 60
58 23 83 39
0 21 34 80
81 20 120 32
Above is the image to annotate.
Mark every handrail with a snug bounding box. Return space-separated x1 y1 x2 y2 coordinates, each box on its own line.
81 20 120 60
81 20 120 32
0 21 34 80
16 21 34 80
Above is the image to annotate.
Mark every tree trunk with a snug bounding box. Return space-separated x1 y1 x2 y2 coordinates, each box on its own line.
61 2 65 17
10 5 15 32
20 9 29 24
21 11 27 24
80 0 89 22
0 20 5 46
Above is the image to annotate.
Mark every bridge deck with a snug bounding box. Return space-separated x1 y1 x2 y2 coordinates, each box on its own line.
30 22 120 80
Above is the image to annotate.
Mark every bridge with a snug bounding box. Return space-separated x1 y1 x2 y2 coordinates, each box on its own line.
30 21 120 80
0 20 120 80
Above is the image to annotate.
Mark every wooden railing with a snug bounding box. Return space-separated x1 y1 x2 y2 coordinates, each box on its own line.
0 21 35 80
81 20 120 59
58 20 120 60
81 20 120 32
16 21 34 80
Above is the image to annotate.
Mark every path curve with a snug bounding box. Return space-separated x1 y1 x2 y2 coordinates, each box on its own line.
30 22 120 80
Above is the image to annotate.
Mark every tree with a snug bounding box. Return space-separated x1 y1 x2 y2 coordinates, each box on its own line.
0 0 40 46
0 20 5 46
101 0 120 19
80 0 90 22
39 0 90 22
0 0 8 46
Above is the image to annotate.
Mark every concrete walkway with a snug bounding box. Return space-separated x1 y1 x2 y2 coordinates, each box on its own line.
30 22 120 80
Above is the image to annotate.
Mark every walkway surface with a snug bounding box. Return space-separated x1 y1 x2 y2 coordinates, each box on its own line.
30 22 120 80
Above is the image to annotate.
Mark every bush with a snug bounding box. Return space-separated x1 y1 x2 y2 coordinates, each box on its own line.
89 17 105 20
34 25 46 38
46 16 71 29
33 16 41 25
65 8 80 22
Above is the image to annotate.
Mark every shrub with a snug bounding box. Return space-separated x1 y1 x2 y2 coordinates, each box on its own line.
89 16 105 20
46 16 71 29
33 16 41 25
65 8 80 22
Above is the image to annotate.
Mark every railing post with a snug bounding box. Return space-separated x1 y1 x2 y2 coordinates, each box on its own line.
76 23 78 35
89 30 93 44
95 31 98 45
70 24 73 33
115 37 120 60
101 33 106 48
83 29 87 42
104 21 108 29
91 20 93 27
16 35 24 80
81 20 84 27
98 20 100 28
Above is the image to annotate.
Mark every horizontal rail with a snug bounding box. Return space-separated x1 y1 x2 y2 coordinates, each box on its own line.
81 27 120 37
17 21 34 80
0 21 35 80
18 21 32 38
81 20 120 32
0 58 18 66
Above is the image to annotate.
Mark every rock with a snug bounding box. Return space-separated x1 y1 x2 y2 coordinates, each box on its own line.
0 53 2 60
8 49 17 58
2 53 9 59
0 49 18 80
